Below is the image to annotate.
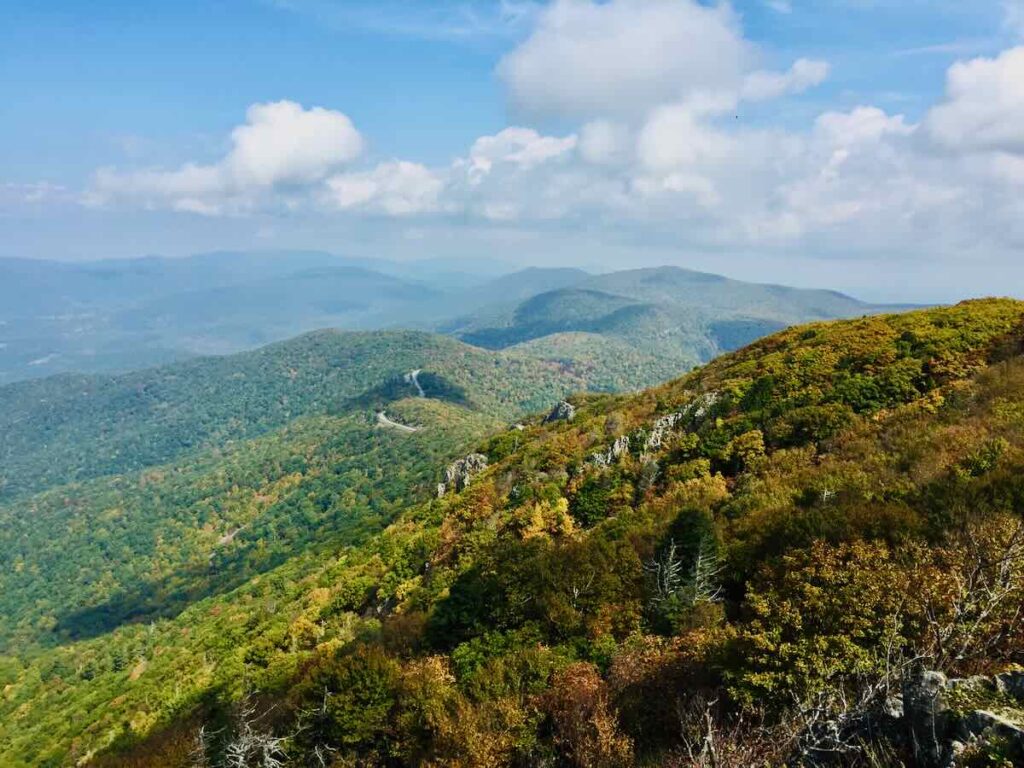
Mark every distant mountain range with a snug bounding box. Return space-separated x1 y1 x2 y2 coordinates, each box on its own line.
0 251 910 385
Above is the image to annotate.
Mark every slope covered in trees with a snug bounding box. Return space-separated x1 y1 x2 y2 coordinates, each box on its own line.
3 300 1023 766
0 330 591 502
444 267 912 391
3 253 906 398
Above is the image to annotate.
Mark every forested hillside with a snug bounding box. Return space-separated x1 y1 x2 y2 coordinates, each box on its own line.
1 254 905 388
444 267 910 390
0 330 588 502
3 299 1023 766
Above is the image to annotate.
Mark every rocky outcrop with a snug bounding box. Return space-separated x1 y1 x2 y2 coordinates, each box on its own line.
683 390 720 426
585 391 721 469
589 435 631 467
545 400 576 424
997 670 1024 701
643 412 686 452
901 668 1024 767
641 391 722 454
437 453 488 498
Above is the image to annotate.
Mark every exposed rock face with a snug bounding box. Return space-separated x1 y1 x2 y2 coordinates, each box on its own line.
903 668 953 766
902 667 1024 767
683 390 720 426
545 400 576 423
586 390 720 469
437 453 488 498
997 671 1024 700
643 412 686 452
589 435 631 467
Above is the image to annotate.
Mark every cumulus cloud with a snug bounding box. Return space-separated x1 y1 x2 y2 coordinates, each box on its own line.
89 101 363 214
578 120 632 165
815 106 915 146
497 0 750 118
636 101 735 172
325 161 444 215
465 127 578 178
925 47 1024 154
76 4 1024 274
227 101 363 185
741 59 831 102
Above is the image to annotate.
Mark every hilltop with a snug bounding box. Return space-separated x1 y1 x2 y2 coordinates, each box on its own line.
0 328 611 662
0 330 587 502
443 266 910 387
2 299 1022 766
0 254 906 386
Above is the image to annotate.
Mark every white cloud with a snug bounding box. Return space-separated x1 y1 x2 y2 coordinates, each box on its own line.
815 106 915 146
74 10 1024 279
578 120 632 165
227 101 363 186
497 0 750 118
925 46 1024 154
325 161 444 215
741 59 831 102
464 127 578 178
89 101 363 214
636 101 735 172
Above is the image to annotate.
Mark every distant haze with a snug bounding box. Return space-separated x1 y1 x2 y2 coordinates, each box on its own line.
4 2 1024 303
0 251 913 385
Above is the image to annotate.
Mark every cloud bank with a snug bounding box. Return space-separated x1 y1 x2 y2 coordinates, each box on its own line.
85 0 1024 268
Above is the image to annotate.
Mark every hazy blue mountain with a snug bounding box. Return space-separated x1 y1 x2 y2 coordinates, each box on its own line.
0 253 438 381
0 256 593 382
442 266 914 390
0 255 911 386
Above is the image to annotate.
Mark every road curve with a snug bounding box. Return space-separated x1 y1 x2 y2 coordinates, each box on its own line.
376 410 418 433
406 369 426 398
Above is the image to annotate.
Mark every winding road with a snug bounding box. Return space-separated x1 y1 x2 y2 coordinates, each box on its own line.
406 369 426 398
375 370 428 433
376 410 418 433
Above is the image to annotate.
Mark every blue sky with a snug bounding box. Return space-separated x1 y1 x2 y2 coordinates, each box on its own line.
2 1 1023 301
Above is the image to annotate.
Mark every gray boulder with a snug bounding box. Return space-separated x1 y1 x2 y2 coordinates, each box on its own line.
437 453 489 497
903 668 952 767
996 671 1024 701
902 667 1024 766
545 400 576 423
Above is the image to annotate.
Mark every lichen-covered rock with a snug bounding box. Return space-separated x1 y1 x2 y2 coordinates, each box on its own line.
900 668 1024 767
903 668 952 767
589 435 631 467
643 412 685 452
545 400 576 423
996 671 1024 702
957 710 1024 764
437 453 488 497
683 391 720 426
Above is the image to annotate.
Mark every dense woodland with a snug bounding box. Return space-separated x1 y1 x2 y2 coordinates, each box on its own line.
0 330 592 501
2 300 1024 766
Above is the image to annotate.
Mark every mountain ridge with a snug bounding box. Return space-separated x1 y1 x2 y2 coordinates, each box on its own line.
0 254 911 384
2 299 1023 766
